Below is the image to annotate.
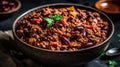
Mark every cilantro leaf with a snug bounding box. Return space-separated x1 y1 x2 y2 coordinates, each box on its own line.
50 14 63 21
44 17 54 26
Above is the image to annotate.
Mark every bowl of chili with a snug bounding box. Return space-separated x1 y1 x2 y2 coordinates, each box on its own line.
12 3 114 66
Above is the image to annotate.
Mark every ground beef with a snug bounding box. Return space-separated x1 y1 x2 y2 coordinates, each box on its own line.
16 6 109 51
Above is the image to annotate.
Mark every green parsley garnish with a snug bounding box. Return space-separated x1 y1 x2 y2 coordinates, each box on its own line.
44 14 63 26
50 14 63 21
44 17 54 26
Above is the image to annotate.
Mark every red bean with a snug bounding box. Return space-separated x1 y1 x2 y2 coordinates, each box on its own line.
86 11 92 14
2 0 8 5
82 29 86 37
54 22 63 28
102 26 108 30
40 37 48 41
77 14 82 19
3 6 10 11
9 2 15 6
41 12 47 16
60 36 70 45
47 14 51 18
83 41 94 47
86 42 94 46
40 21 47 29
75 26 84 31
41 12 51 17
70 34 79 40
77 13 86 20
24 28 29 33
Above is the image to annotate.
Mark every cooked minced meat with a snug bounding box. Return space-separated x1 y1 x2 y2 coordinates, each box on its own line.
16 6 109 51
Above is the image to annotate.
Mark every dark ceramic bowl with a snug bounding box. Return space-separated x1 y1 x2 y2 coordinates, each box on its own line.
12 3 114 66
0 0 21 19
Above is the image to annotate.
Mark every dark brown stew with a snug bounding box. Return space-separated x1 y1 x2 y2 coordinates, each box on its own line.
16 6 109 51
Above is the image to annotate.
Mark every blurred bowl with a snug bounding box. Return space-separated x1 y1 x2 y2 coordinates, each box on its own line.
12 3 114 66
0 0 21 19
95 0 120 14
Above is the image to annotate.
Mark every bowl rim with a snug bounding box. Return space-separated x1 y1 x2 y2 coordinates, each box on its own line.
0 0 21 14
12 3 114 52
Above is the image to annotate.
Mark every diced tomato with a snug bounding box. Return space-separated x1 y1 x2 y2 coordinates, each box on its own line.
85 25 93 29
50 41 58 47
60 17 68 25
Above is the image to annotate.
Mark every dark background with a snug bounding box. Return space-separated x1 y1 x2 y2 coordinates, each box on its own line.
0 0 120 67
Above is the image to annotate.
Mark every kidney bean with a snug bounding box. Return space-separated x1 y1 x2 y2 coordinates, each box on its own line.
60 36 70 45
75 26 84 31
23 28 30 36
83 41 94 47
41 12 47 16
9 2 15 6
82 29 86 37
86 42 94 46
23 28 29 33
2 0 8 5
70 34 79 40
40 37 48 41
102 26 108 30
67 17 72 21
47 14 51 18
77 14 82 19
41 12 51 17
40 21 47 29
86 11 92 14
54 22 63 28
3 6 10 11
